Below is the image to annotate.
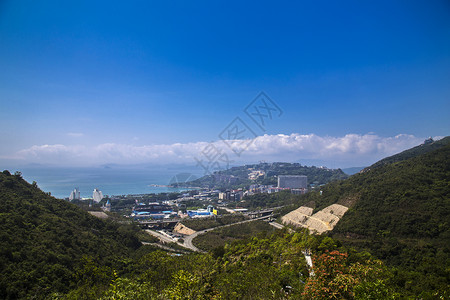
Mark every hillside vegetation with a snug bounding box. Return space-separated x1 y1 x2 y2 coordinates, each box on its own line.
1 138 449 298
180 214 247 231
192 220 275 251
294 137 450 296
77 230 402 299
366 136 450 170
0 171 147 299
0 169 404 299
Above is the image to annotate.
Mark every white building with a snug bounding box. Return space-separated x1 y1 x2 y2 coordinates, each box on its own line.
93 188 104 203
69 188 81 201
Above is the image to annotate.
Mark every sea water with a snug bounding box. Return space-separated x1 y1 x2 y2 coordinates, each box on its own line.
17 165 203 199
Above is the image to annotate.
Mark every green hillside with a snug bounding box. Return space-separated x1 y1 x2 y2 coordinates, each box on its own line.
296 137 450 296
0 169 400 299
1 137 449 299
366 136 450 170
74 230 401 299
0 171 145 299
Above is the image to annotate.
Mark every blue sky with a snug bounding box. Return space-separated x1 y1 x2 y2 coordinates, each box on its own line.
0 0 449 169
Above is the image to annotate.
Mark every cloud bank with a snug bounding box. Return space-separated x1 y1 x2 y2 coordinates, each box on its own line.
6 133 430 168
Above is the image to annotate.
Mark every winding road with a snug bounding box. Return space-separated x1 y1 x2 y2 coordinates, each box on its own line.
182 215 284 252
144 214 289 252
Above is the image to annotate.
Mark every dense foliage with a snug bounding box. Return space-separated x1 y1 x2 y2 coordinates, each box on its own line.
0 171 146 299
302 250 399 299
367 136 449 170
1 137 449 299
0 170 403 299
192 220 275 251
294 138 450 297
68 229 400 299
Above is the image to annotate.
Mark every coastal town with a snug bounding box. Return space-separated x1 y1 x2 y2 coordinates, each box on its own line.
67 173 309 221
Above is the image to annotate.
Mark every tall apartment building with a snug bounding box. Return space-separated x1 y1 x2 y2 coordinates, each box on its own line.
69 187 81 201
277 175 307 189
93 188 104 203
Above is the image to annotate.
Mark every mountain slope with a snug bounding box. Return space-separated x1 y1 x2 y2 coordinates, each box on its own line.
295 137 450 296
365 136 450 170
0 171 142 299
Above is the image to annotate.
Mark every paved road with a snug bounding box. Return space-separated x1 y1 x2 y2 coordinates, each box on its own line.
145 214 286 253
218 207 237 214
144 229 187 248
269 221 294 233
183 214 277 252
268 221 285 230
183 230 205 252
141 242 191 254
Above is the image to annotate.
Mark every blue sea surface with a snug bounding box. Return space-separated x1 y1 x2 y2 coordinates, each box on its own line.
17 165 203 199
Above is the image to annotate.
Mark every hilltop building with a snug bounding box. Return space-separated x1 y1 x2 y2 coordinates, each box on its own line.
92 188 104 203
248 170 265 180
277 175 307 189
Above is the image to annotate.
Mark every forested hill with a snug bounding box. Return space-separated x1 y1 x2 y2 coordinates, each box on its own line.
0 170 142 299
182 162 348 189
365 136 450 170
296 136 450 295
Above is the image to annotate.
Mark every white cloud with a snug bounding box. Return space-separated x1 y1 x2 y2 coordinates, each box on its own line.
241 133 423 165
10 133 427 168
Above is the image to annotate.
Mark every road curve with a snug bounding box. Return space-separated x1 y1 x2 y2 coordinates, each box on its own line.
183 214 277 252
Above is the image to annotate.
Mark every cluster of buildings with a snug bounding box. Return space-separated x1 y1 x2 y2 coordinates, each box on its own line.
219 190 244 201
247 184 284 194
130 201 217 220
67 187 105 203
131 202 176 220
248 170 265 180
74 174 309 221
244 175 308 195
68 187 81 201
130 175 308 221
